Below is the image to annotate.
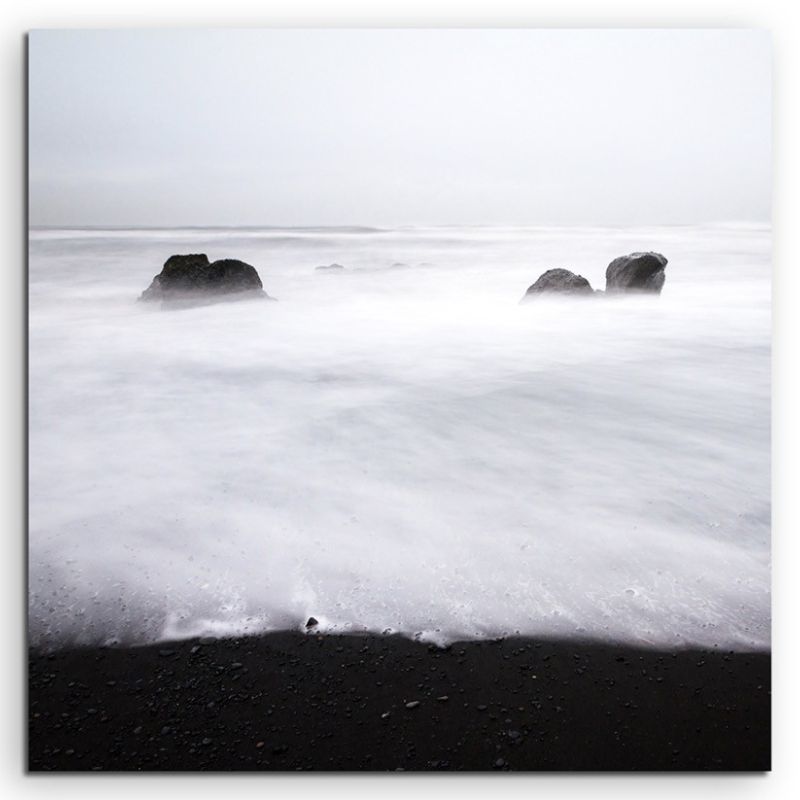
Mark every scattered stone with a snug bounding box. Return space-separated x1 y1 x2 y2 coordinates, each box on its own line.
306 617 319 629
315 263 345 271
405 701 420 709
436 695 449 702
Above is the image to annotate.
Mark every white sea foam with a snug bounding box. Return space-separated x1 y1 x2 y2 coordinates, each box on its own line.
28 224 770 650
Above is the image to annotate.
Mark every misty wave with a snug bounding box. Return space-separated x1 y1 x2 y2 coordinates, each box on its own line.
28 224 770 650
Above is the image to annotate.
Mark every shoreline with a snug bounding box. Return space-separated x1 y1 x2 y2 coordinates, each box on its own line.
29 631 770 772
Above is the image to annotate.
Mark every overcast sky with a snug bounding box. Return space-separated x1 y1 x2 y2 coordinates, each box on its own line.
28 29 770 227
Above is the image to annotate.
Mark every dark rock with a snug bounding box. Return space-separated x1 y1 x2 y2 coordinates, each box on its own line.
305 617 319 629
605 252 667 294
139 255 271 304
520 268 594 302
314 263 345 272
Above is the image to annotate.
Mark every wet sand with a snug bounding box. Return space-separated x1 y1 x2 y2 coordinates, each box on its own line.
28 632 770 771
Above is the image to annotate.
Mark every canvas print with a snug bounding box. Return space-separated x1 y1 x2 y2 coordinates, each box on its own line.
27 29 771 771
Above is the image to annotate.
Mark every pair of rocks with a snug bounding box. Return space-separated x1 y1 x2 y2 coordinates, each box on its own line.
520 252 667 302
139 254 272 305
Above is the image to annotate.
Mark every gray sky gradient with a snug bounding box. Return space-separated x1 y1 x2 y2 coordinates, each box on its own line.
28 29 771 227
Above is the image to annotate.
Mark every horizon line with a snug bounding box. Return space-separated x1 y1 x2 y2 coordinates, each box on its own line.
28 219 772 232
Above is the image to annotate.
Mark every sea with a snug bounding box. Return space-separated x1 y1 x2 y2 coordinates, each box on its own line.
28 224 771 650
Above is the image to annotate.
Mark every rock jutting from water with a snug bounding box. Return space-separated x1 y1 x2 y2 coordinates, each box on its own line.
605 252 667 294
139 254 272 305
520 268 595 302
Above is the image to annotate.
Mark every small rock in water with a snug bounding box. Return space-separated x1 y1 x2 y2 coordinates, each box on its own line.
305 617 319 629
520 268 594 302
605 251 667 294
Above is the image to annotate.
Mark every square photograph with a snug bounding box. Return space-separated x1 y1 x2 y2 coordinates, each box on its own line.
27 29 771 771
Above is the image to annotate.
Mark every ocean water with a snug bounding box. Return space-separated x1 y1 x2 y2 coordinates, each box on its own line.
28 224 771 650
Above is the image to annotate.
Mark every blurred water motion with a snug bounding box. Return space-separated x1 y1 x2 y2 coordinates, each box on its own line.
28 224 770 650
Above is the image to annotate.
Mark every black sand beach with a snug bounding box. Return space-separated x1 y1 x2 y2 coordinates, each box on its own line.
28 632 770 771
